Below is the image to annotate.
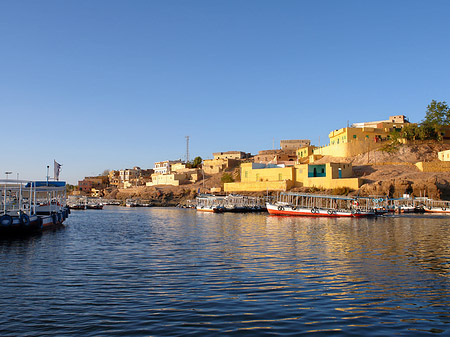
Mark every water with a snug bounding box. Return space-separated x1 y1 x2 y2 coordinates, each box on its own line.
0 207 449 336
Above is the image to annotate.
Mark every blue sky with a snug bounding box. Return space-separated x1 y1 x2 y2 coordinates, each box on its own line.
1 0 449 184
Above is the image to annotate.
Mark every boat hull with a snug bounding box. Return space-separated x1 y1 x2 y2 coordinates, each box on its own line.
0 208 70 237
424 207 450 214
196 206 223 213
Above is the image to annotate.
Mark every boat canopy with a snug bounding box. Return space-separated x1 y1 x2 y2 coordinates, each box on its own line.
25 181 66 188
279 192 355 201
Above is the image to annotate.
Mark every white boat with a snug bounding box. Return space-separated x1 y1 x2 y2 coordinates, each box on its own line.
417 198 450 214
196 205 224 213
196 194 224 213
0 179 70 236
266 192 375 217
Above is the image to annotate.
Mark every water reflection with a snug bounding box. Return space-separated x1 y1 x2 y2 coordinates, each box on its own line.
0 208 449 336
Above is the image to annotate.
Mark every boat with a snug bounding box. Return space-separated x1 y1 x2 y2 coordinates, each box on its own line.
194 194 266 213
266 192 376 217
68 196 87 210
0 179 70 236
423 199 450 213
196 194 225 213
125 199 138 207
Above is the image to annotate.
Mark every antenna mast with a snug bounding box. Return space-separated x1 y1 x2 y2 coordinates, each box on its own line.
185 136 190 163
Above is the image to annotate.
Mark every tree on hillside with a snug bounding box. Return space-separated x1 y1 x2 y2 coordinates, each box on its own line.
192 156 203 168
186 156 203 168
421 100 450 140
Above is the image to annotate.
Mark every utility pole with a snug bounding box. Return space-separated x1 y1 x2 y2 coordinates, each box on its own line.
185 136 190 164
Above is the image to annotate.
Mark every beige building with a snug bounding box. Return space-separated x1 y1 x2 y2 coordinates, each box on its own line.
147 169 201 187
119 167 142 188
438 150 450 161
153 160 183 175
148 159 200 186
108 170 120 187
213 151 252 160
253 150 297 165
280 139 310 153
202 158 240 174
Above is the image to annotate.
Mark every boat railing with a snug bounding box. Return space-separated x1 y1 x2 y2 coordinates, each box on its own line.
1 179 67 216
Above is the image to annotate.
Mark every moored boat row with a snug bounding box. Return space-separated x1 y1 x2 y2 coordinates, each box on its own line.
193 192 450 217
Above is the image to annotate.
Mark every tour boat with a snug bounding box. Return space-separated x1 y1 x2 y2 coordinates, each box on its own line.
196 205 224 213
266 192 376 217
196 194 225 213
417 198 450 214
0 179 70 236
424 206 450 214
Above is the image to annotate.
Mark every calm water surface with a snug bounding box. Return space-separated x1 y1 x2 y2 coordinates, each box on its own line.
0 207 449 336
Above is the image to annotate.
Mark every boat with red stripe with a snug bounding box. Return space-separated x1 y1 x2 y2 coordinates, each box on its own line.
266 192 376 217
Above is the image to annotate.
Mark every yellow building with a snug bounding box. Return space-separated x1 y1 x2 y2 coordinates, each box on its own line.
296 163 360 190
328 126 392 146
296 146 319 163
224 162 361 192
314 115 412 158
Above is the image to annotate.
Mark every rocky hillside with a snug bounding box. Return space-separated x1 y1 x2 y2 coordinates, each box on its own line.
348 141 450 199
103 141 450 204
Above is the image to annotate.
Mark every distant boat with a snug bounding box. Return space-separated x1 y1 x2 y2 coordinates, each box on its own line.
266 192 375 217
126 199 138 207
196 205 224 213
86 203 103 209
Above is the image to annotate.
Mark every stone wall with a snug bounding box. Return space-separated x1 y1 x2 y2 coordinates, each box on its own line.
224 180 293 192
415 161 450 172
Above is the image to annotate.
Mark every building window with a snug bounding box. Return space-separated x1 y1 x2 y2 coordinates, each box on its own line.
278 173 282 180
245 171 248 178
353 135 357 139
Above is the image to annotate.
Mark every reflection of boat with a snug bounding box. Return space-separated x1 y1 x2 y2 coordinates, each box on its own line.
1 179 70 236
266 192 375 217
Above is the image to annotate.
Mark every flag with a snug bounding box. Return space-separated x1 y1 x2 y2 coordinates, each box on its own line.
54 160 62 181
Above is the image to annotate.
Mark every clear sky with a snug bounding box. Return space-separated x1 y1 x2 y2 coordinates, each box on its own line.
1 0 449 184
